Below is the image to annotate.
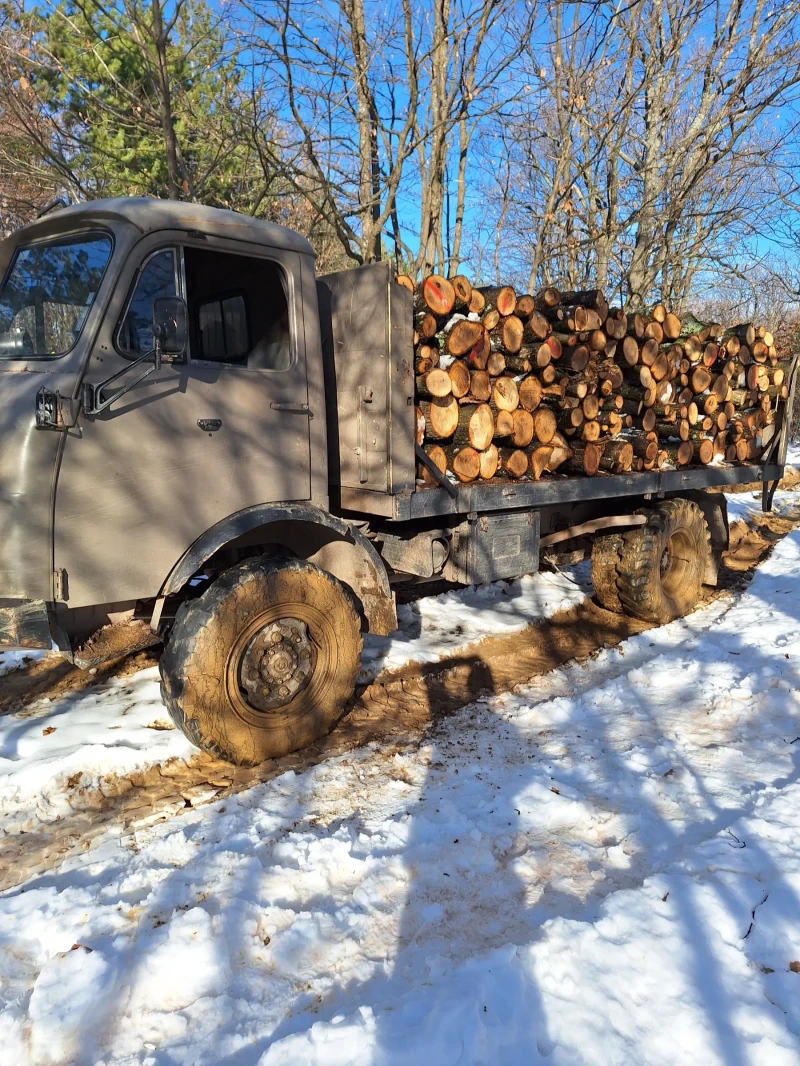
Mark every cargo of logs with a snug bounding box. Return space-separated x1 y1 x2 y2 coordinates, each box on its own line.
395 272 793 485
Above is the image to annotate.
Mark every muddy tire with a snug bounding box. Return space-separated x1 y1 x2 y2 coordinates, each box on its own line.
160 557 362 765
616 499 710 624
591 532 625 614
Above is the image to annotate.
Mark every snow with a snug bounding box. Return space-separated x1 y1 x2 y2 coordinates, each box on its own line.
360 562 591 681
2 520 800 1062
0 666 195 834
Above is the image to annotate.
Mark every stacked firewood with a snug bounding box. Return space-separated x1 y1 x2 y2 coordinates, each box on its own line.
396 273 792 485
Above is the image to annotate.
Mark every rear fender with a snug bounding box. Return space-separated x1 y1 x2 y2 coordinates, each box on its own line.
160 503 396 636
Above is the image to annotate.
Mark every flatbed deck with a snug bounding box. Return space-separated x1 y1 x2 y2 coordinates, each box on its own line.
339 462 784 522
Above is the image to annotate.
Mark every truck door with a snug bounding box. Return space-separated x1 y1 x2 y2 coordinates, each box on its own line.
54 235 312 610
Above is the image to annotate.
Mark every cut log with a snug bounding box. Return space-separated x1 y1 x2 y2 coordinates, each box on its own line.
491 315 524 354
565 441 603 475
493 409 515 438
644 320 664 343
560 288 605 308
630 433 658 462
451 446 481 482
500 448 529 478
482 308 500 331
560 407 584 430
511 409 535 447
417 368 452 399
486 351 506 376
447 319 485 356
421 396 459 439
468 288 486 314
449 275 472 309
621 336 640 366
396 274 415 294
519 375 543 412
452 403 494 450
573 307 604 332
492 376 519 411
416 275 455 316
530 445 554 479
535 287 561 310
479 286 517 316
420 444 448 486
479 444 499 480
515 294 535 321
522 311 550 342
533 406 558 444
694 438 714 465
470 370 491 402
599 440 634 473
691 366 712 393
416 311 439 340
581 420 601 441
563 345 590 372
663 312 681 340
448 359 471 398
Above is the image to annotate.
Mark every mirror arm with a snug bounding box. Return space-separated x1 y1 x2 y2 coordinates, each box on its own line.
82 343 162 416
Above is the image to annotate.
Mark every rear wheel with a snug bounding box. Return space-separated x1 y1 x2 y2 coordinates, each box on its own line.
160 557 362 765
591 532 625 614
615 499 710 624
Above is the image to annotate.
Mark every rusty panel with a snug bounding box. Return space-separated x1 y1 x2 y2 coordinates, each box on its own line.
318 263 414 497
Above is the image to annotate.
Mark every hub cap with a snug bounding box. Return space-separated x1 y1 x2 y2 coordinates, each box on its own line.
239 617 314 712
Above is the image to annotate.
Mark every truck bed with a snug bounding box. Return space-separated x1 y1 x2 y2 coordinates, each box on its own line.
318 263 797 525
336 462 786 521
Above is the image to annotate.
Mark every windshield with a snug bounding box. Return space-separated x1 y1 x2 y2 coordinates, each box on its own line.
0 233 113 359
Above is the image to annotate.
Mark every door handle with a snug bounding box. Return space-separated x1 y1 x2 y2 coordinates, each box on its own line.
270 402 310 414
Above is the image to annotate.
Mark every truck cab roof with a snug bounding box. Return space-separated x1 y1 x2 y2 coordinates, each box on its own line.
13 197 316 257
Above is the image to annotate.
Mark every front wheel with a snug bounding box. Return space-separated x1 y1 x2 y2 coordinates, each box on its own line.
160 557 362 765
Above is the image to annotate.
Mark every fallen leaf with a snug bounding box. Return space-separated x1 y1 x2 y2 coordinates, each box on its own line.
42 726 56 736
790 961 800 974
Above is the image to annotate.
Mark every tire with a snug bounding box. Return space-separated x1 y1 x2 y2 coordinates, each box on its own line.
591 532 625 614
160 557 362 765
615 499 711 624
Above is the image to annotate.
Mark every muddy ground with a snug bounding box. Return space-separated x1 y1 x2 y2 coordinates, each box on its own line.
0 495 798 891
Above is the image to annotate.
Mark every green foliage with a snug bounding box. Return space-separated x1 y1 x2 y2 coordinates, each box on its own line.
28 0 253 204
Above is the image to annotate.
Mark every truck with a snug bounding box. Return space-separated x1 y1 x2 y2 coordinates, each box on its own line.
0 197 794 765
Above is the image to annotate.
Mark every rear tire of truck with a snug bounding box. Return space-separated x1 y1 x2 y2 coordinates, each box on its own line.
160 556 362 766
615 499 710 624
590 532 625 614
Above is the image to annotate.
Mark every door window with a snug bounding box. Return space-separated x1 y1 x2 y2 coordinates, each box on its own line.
117 249 177 355
184 245 291 370
198 293 249 362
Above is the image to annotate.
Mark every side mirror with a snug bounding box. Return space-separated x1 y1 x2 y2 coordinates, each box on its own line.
152 296 187 355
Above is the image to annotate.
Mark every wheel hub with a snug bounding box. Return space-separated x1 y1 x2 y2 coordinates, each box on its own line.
239 617 314 712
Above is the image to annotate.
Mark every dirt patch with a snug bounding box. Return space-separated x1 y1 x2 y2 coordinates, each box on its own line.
0 504 798 892
0 649 161 719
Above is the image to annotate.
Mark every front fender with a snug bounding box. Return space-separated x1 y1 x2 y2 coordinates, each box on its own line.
160 502 397 636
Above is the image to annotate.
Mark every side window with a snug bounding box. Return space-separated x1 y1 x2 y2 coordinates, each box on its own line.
198 293 249 362
184 245 292 370
117 249 177 355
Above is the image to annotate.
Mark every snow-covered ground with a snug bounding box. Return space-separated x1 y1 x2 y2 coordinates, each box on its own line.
3 517 800 1062
360 562 591 681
